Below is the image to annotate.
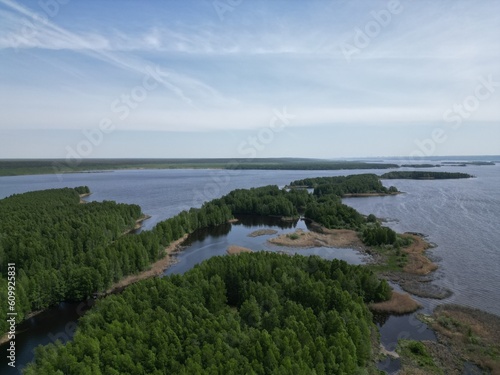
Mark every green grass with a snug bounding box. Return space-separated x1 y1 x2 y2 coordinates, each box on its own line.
366 245 409 273
398 340 444 375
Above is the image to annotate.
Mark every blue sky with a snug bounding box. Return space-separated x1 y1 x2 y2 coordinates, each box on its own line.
1 0 499 159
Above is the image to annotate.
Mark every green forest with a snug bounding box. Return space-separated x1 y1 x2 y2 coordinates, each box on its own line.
24 252 391 375
380 171 473 179
289 174 398 197
1 174 402 338
0 187 232 335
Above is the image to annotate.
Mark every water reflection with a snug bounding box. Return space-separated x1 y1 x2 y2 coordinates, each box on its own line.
233 214 299 229
183 222 232 244
0 300 95 374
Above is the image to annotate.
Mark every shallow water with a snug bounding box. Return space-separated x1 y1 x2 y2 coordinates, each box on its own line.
164 216 366 276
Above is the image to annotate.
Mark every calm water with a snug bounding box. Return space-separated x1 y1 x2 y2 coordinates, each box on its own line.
164 216 366 277
343 163 500 316
1 163 499 373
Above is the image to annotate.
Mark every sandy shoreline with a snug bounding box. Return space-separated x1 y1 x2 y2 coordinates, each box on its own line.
105 234 189 294
123 214 152 234
2 206 153 345
2 236 188 346
266 223 438 308
79 192 91 204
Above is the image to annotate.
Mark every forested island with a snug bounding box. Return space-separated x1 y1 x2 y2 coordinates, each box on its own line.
0 174 414 337
0 186 232 336
380 171 474 180
2 173 498 373
400 164 439 168
441 161 495 166
24 253 390 374
289 174 399 197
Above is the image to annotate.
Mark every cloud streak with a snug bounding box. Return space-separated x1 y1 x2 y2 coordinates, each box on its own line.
0 0 499 158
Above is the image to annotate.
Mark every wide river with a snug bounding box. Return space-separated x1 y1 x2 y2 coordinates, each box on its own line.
1 163 499 373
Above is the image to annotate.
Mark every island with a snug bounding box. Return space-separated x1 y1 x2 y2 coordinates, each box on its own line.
380 171 474 179
288 174 400 197
2 176 499 374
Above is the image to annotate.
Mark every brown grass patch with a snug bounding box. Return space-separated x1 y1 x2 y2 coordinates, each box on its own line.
227 245 253 255
248 229 278 237
402 234 438 275
369 291 421 314
429 304 500 375
268 228 363 249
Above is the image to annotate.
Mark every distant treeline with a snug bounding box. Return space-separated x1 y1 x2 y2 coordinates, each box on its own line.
381 171 474 179
0 158 400 176
226 161 400 170
441 161 495 166
25 252 391 375
400 164 439 168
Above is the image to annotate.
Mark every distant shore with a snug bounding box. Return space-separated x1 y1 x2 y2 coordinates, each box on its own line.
342 192 402 198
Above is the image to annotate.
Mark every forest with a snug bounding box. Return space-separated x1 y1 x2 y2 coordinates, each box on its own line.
24 252 391 375
0 187 232 335
1 175 400 346
289 174 399 197
380 171 473 179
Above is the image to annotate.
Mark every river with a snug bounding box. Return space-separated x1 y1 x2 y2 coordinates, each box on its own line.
1 162 499 373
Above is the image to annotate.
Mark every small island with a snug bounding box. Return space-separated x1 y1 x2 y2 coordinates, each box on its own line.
381 171 474 180
400 164 440 168
289 173 400 197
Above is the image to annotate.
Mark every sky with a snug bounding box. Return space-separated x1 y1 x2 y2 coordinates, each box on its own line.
0 0 499 159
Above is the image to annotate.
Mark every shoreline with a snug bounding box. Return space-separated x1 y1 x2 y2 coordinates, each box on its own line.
79 192 91 203
227 245 253 255
342 192 402 198
123 214 152 234
402 305 500 374
266 222 442 302
1 210 154 344
105 234 189 295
